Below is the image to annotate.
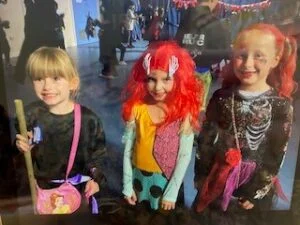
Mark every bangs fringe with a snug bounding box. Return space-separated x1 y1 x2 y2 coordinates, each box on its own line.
26 47 77 81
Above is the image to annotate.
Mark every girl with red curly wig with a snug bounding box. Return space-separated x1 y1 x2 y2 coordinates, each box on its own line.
122 41 204 211
194 23 297 223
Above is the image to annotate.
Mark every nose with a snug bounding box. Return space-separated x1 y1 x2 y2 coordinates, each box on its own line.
155 80 163 92
243 55 255 68
43 78 54 90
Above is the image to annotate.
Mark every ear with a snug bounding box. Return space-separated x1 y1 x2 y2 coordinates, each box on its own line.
70 77 79 91
271 55 280 69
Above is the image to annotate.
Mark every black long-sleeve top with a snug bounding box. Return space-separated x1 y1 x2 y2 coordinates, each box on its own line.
195 88 293 203
15 101 106 190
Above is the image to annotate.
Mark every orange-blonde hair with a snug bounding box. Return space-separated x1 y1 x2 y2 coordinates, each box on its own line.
222 23 297 99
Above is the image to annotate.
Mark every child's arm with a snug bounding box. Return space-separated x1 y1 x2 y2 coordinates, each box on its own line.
161 132 194 209
85 115 107 196
236 101 293 206
161 117 194 210
122 118 137 205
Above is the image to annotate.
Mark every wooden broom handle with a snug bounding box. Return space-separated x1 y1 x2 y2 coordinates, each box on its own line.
14 99 37 214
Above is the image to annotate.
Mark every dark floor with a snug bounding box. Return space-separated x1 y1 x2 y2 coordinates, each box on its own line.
1 41 300 216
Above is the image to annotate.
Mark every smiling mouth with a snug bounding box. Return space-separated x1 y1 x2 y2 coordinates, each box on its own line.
42 93 57 99
241 71 256 78
153 93 165 98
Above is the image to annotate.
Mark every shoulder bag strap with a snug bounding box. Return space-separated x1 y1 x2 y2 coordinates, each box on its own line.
231 92 242 188
231 92 240 150
65 103 81 179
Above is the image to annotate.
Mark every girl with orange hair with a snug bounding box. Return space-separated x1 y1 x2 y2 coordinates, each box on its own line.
122 41 204 210
194 23 297 223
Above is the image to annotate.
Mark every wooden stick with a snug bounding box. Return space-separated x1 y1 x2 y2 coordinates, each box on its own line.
14 99 37 214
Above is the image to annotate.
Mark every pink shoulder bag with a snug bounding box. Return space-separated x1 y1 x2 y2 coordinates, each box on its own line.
36 104 82 214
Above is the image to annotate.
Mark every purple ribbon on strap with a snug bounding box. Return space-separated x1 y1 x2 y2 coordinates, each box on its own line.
51 174 99 214
91 196 98 214
221 161 256 211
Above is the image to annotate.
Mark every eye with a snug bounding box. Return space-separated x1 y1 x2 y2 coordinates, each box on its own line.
146 77 156 83
164 76 172 81
254 52 264 59
33 77 43 82
163 77 173 83
53 76 61 81
234 50 247 59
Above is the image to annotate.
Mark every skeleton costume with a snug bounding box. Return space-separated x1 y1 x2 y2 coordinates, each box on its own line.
194 87 293 214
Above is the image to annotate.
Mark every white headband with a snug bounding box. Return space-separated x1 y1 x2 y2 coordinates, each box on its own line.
142 53 179 77
168 55 179 78
142 53 151 75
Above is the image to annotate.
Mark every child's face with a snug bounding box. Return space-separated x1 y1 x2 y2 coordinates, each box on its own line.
233 30 280 90
33 76 78 112
146 70 174 102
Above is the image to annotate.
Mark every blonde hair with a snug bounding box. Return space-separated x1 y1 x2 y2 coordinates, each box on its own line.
26 47 80 97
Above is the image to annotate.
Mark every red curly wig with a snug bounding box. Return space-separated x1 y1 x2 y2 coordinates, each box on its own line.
122 41 204 129
222 23 297 99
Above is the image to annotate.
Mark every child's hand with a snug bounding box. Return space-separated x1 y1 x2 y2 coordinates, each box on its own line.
16 132 33 153
84 179 100 199
238 198 254 210
161 200 175 210
124 191 137 205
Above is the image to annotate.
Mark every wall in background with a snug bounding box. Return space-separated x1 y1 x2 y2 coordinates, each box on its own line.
0 0 77 58
72 0 99 46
